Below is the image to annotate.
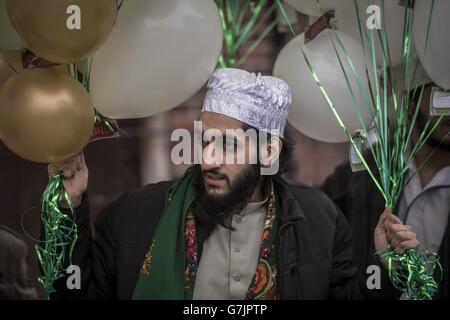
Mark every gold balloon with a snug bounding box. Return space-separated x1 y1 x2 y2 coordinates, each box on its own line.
0 50 15 87
0 68 94 163
7 0 117 63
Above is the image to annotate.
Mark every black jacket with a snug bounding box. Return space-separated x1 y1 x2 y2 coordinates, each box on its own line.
47 177 374 300
321 161 450 299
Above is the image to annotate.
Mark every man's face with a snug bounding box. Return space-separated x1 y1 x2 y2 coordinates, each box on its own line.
197 111 260 198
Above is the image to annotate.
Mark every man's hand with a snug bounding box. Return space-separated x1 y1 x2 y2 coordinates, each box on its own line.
47 151 88 208
374 208 420 268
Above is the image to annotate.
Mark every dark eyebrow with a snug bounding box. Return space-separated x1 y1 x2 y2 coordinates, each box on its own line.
196 130 226 141
197 131 239 146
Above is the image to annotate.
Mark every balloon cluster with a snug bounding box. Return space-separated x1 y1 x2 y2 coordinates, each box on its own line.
276 0 450 143
0 0 117 161
0 0 223 161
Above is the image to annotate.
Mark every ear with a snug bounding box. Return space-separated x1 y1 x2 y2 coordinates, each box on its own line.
260 136 282 168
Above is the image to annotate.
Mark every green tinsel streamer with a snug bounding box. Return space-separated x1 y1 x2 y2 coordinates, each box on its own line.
380 249 441 300
36 173 78 297
216 0 279 68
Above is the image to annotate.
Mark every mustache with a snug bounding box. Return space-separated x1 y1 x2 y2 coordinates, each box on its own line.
202 168 229 183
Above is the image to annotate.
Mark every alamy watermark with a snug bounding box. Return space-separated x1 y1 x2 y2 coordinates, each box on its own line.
63 263 383 291
66 5 81 30
366 5 382 30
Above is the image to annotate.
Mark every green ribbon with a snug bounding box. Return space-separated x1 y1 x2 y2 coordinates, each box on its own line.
36 173 78 297
380 249 441 300
216 0 279 68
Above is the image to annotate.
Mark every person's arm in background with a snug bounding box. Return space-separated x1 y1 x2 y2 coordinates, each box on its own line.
322 161 413 299
328 199 418 299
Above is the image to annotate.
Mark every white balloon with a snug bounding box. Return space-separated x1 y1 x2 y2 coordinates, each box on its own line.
273 31 373 143
284 0 351 17
90 0 223 119
414 0 450 90
0 0 25 49
337 0 405 67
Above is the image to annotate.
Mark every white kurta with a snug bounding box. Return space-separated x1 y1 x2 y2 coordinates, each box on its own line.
193 198 267 300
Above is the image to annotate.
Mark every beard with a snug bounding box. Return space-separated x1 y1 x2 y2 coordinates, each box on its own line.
193 164 261 236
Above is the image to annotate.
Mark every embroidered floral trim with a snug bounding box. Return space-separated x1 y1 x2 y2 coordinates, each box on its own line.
140 240 156 275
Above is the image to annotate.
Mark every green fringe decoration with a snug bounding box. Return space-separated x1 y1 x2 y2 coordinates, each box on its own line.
36 173 78 297
381 249 441 300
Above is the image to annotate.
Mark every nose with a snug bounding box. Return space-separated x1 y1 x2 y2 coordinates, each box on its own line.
202 141 222 171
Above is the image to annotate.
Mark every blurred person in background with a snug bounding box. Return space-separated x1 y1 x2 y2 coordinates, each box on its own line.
0 225 39 299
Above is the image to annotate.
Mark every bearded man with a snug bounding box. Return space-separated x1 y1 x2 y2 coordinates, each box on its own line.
46 68 418 300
